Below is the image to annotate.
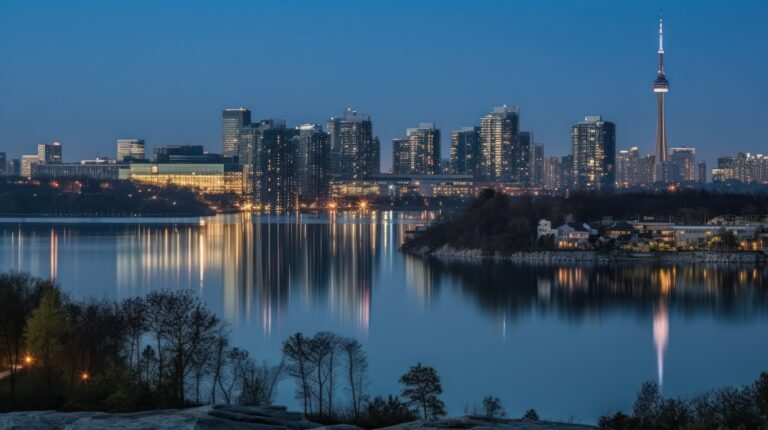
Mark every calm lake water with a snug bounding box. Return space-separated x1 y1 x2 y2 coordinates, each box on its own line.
1 213 767 423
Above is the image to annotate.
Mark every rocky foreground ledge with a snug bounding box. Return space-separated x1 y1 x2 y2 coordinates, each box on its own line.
0 405 596 430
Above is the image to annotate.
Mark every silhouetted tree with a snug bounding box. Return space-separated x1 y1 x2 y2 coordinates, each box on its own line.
341 337 368 419
481 395 506 420
399 363 446 420
522 408 540 421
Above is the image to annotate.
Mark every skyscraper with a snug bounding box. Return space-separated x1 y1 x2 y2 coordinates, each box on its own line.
616 147 640 188
255 124 298 211
697 161 707 184
116 139 146 162
653 16 670 182
38 142 62 163
327 108 378 180
21 155 38 177
449 126 481 178
530 143 544 187
296 124 331 205
542 156 562 191
0 152 6 176
221 107 252 159
571 116 616 191
669 146 696 182
560 154 574 189
392 123 441 175
480 105 519 182
516 132 533 186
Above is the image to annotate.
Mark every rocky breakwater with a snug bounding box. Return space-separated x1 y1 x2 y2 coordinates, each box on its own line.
0 404 356 430
407 245 766 265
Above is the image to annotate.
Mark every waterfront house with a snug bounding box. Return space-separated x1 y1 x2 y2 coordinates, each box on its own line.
605 221 637 242
555 222 594 248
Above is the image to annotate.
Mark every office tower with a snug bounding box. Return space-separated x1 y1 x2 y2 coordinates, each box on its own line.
327 108 378 180
669 146 696 182
697 161 707 184
221 107 252 158
571 116 616 191
560 154 574 189
296 124 331 205
449 126 481 177
616 147 641 188
542 156 562 191
653 16 671 182
21 155 38 177
38 142 62 163
255 125 298 211
530 143 544 187
8 159 20 177
480 105 519 182
116 139 146 162
0 152 6 176
391 123 441 175
516 132 533 185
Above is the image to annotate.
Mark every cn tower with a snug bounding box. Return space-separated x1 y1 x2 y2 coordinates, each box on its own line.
653 15 669 175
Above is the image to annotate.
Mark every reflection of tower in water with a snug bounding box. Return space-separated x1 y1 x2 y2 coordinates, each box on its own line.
653 267 673 387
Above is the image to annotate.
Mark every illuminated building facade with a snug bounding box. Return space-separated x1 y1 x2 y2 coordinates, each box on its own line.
327 108 378 180
449 126 481 178
37 142 62 164
255 126 299 211
530 142 544 187
21 155 38 177
392 123 441 175
296 123 331 205
116 139 146 162
669 146 696 182
221 107 252 158
571 116 616 191
128 163 244 195
480 105 519 182
712 153 768 184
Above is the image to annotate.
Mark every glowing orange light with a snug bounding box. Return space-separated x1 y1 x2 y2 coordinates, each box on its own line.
81 372 90 381
24 355 33 365
358 200 368 210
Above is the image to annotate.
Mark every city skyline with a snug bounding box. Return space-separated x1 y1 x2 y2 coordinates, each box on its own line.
1 1 767 171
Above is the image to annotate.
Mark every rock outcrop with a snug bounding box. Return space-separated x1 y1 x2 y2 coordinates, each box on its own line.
379 416 597 430
0 405 334 430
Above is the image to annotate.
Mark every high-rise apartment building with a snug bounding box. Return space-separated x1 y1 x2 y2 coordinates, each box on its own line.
616 147 641 188
560 154 574 189
480 105 519 182
116 139 146 162
516 132 532 186
571 116 616 191
697 161 707 184
669 146 696 182
530 143 544 187
392 123 440 175
712 153 768 184
542 156 561 191
255 125 299 211
296 124 331 205
327 108 378 180
38 142 62 163
449 126 481 178
221 107 252 159
8 159 20 177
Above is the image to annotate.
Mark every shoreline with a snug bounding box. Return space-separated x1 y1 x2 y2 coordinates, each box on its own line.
404 245 767 264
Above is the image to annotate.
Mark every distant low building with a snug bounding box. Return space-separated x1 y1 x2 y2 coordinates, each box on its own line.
31 159 122 180
127 163 244 195
537 219 554 239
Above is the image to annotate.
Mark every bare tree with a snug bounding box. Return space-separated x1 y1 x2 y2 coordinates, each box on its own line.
283 332 314 414
341 337 368 419
121 297 147 383
209 325 230 404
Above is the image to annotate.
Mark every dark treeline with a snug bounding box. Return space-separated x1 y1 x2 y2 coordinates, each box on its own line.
0 177 212 216
600 378 768 430
402 189 768 255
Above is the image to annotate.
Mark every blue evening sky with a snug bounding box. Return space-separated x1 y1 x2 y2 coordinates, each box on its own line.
1 0 766 170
